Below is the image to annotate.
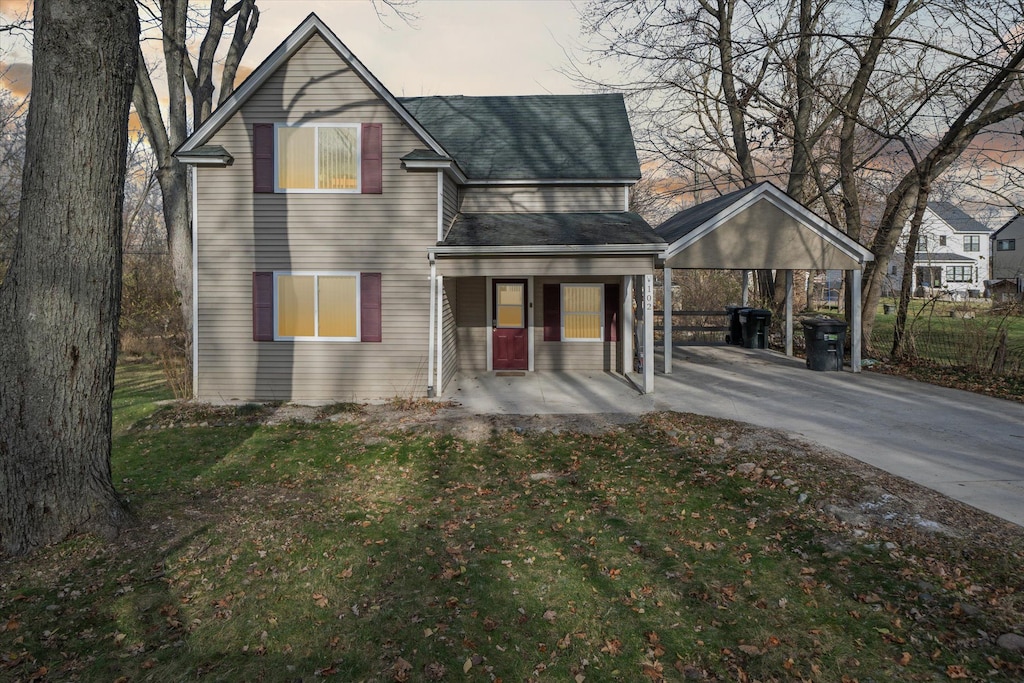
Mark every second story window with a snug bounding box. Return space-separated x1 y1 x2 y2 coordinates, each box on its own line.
276 124 360 192
996 238 1016 251
964 235 980 252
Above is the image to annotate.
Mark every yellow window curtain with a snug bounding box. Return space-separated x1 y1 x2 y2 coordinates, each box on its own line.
277 127 316 189
277 275 315 337
496 283 524 328
318 275 358 338
318 127 358 190
563 284 602 340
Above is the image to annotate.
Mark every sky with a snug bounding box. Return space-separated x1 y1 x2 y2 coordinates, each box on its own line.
0 0 604 99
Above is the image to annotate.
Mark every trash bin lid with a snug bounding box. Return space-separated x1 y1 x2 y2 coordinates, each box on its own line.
800 317 848 329
747 308 772 318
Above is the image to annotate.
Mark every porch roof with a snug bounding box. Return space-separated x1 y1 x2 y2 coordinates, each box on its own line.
439 212 665 252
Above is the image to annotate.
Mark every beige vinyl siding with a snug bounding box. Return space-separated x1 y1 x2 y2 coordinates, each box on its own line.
442 174 459 237
438 255 654 278
455 277 487 372
535 276 620 372
665 200 861 270
441 281 457 390
460 185 624 213
195 33 436 402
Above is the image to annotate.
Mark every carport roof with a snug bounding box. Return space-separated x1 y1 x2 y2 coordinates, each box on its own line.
656 182 873 270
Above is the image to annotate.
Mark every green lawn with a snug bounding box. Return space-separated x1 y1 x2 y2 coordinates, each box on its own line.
1 366 1022 681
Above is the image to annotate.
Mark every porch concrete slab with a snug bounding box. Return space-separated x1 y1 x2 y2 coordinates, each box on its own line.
450 346 1024 527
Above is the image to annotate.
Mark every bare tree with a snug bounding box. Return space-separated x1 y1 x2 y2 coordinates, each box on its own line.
0 0 139 556
0 88 27 280
578 0 1024 352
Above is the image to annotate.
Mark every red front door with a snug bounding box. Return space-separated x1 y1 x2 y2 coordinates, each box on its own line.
492 279 528 370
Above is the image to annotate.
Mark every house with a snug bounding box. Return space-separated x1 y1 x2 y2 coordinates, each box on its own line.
890 202 990 298
174 13 665 403
990 215 1024 294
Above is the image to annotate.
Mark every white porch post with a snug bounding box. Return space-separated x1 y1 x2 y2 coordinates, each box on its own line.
850 269 863 373
741 270 750 306
663 266 673 374
643 273 655 393
622 275 634 375
785 269 794 357
427 260 436 396
436 274 444 390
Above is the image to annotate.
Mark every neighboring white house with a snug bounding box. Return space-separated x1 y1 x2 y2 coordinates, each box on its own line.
890 202 991 298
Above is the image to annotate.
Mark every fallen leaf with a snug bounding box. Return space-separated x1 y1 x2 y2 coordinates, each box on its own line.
602 638 622 655
897 652 911 666
738 644 762 656
464 658 473 673
946 664 969 679
391 657 412 682
313 593 329 608
543 609 557 623
423 662 446 680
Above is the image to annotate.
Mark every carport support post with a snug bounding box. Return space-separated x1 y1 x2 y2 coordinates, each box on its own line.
785 270 794 357
741 270 750 306
850 269 863 373
663 266 673 374
621 276 634 375
644 273 655 393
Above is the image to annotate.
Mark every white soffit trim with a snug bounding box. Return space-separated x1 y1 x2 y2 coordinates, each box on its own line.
664 184 874 264
177 13 448 158
434 243 663 256
461 178 637 186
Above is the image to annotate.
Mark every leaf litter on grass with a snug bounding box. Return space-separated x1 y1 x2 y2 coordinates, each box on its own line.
1 404 1022 681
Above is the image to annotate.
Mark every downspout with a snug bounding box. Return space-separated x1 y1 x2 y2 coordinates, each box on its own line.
427 254 436 397
190 165 199 399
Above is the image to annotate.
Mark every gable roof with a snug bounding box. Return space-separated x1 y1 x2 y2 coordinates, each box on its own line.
399 95 641 182
656 182 874 266
439 212 663 252
928 202 990 233
992 214 1024 239
176 13 447 160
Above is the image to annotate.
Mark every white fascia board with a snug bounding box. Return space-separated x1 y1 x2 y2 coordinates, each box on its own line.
177 13 449 159
434 243 664 256
175 155 234 166
460 178 638 186
403 158 467 184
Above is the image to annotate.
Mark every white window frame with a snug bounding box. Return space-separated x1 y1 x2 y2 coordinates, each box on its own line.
274 123 361 194
963 235 981 252
945 265 974 283
560 283 604 342
273 271 361 342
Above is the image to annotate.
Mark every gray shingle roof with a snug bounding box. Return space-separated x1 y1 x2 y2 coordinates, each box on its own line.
929 202 990 233
441 212 663 248
655 183 766 243
398 94 641 181
913 252 976 263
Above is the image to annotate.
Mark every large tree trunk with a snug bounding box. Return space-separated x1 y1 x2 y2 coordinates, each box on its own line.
0 0 139 556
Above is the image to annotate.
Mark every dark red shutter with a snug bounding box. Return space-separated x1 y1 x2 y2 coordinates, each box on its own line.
253 272 274 341
360 272 382 342
253 123 274 193
361 123 382 194
604 283 620 342
543 284 561 341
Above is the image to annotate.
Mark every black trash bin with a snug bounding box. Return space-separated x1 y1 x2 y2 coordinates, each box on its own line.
740 308 771 349
801 318 848 371
724 305 750 345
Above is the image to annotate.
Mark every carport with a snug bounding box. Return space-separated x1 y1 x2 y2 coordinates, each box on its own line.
656 183 874 373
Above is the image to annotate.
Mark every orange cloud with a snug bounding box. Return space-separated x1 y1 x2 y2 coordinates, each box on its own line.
0 62 32 98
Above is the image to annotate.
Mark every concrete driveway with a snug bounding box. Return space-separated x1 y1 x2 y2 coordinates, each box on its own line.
450 345 1024 527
